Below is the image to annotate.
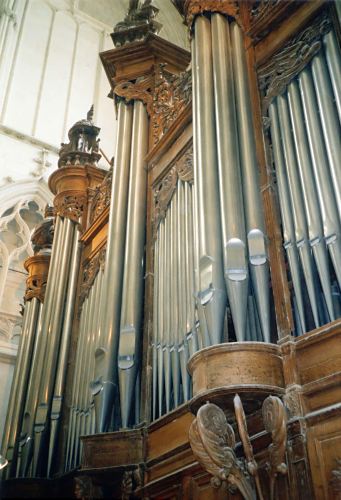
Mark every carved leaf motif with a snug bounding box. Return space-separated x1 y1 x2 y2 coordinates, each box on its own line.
184 0 239 29
262 395 288 500
152 64 192 145
330 458 341 493
79 246 106 309
90 169 112 225
189 418 224 484
258 12 331 110
189 402 256 500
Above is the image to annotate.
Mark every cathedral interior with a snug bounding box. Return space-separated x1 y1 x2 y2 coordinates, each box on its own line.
0 0 341 498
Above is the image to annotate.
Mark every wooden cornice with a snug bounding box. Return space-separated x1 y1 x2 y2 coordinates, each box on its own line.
100 33 190 88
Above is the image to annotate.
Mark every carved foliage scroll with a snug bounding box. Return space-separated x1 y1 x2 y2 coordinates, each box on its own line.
79 246 106 308
258 12 332 110
189 396 288 500
89 169 112 225
54 192 87 223
152 64 192 145
152 144 193 237
184 0 239 29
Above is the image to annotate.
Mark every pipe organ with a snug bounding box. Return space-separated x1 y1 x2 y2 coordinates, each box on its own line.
2 1 341 499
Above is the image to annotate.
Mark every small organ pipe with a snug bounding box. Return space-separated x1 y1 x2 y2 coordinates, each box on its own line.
287 80 334 322
299 68 341 292
230 22 270 342
277 94 321 327
269 103 306 333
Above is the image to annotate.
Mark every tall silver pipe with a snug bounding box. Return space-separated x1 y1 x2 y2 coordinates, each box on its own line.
170 191 180 408
269 103 306 333
287 80 334 321
1 300 32 463
75 283 96 465
179 181 190 402
118 100 148 428
230 21 270 342
187 183 199 354
157 220 165 417
163 211 171 413
19 216 65 477
65 295 88 471
311 52 341 216
299 68 341 292
66 294 89 470
94 101 133 432
152 233 159 420
323 30 341 120
277 94 321 327
211 13 248 341
47 225 81 476
33 217 74 476
193 15 227 346
5 300 39 476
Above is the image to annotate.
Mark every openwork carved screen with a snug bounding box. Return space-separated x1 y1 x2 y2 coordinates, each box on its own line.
261 13 341 334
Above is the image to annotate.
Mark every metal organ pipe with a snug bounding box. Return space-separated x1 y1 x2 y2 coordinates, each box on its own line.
311 52 341 216
276 94 322 327
118 100 148 428
323 29 341 121
94 101 133 433
19 215 65 477
230 22 270 343
269 103 307 333
211 13 248 341
299 68 341 292
287 80 335 323
192 14 227 346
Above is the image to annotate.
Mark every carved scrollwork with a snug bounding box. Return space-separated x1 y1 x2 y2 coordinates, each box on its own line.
258 11 332 110
184 0 239 29
152 64 192 145
189 402 255 500
54 192 87 223
79 246 106 309
114 76 154 114
25 272 48 303
262 395 288 500
89 169 112 225
152 144 193 237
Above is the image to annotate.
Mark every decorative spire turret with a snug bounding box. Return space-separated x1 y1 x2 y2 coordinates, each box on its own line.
58 105 101 168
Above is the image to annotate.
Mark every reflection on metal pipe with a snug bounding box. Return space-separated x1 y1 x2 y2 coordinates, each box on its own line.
287 80 334 323
19 216 65 477
193 15 226 346
118 100 148 428
48 225 81 476
323 30 341 121
230 22 270 343
299 68 341 293
269 103 306 333
94 101 133 433
211 13 248 341
33 217 74 476
277 94 321 327
311 52 341 216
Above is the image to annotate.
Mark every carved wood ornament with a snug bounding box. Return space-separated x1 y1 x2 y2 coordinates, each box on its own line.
189 395 288 500
89 169 112 225
152 144 193 237
79 246 106 310
258 11 332 110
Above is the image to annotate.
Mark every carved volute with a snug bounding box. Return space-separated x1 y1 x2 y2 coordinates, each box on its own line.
49 107 103 226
